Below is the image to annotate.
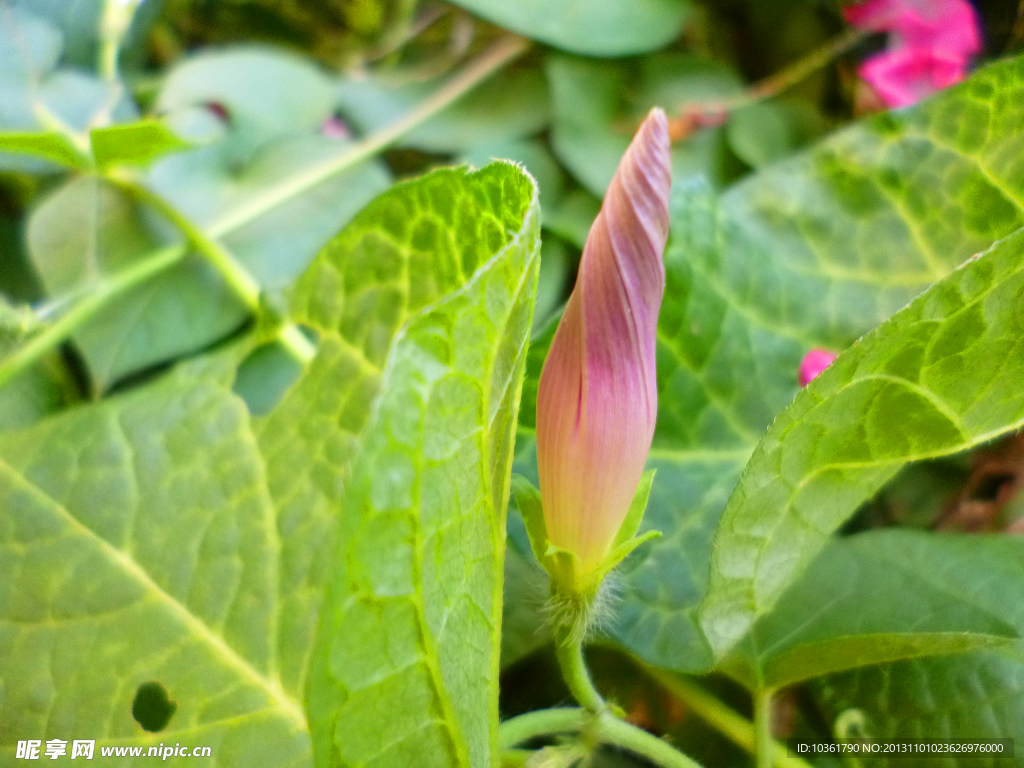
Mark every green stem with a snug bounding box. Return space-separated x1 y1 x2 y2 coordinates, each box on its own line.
747 27 867 102
755 689 775 768
645 668 812 768
0 245 185 389
106 172 314 364
98 0 140 82
671 27 866 123
98 36 119 83
203 34 529 241
599 714 703 768
499 707 590 748
555 638 607 713
0 34 529 386
108 172 261 309
499 708 703 768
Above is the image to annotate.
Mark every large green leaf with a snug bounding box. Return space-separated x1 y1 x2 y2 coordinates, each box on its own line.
445 0 690 57
507 55 1024 675
299 163 540 767
0 162 539 766
725 530 1022 690
815 646 1024 759
812 534 1024 758
460 139 565 212
0 367 315 765
701 225 1024 661
0 7 61 137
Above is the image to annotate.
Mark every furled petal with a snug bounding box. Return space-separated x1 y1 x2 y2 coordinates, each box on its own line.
536 109 671 576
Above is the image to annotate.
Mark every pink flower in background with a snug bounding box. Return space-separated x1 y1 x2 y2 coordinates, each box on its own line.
844 0 982 107
536 109 671 576
320 116 351 140
798 349 838 387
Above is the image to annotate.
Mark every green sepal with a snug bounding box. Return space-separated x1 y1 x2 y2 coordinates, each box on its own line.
613 469 656 548
511 473 551 570
510 471 661 600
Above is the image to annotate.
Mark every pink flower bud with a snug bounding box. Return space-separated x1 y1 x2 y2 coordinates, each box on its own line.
798 349 838 387
536 109 671 576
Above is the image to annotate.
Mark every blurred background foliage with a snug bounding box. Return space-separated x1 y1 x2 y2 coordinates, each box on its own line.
3 0 1024 764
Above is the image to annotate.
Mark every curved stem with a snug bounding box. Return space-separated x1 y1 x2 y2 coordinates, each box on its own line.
555 638 607 713
108 172 261 309
645 667 811 768
755 689 775 768
0 34 529 387
108 173 316 364
499 708 589 749
499 708 703 768
599 714 704 768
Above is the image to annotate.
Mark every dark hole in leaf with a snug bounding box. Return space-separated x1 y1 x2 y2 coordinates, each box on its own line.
132 682 176 732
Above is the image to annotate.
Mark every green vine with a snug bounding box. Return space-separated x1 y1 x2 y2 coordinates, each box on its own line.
0 33 529 388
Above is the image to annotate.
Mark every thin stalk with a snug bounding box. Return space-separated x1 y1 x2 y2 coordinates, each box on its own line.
499 708 703 768
99 0 142 82
747 27 867 103
755 689 775 768
108 172 261 309
0 245 184 389
645 668 812 768
0 34 529 386
278 323 316 364
110 172 316 363
668 27 866 133
98 36 119 83
599 714 704 768
499 707 589 748
204 33 529 240
555 639 607 713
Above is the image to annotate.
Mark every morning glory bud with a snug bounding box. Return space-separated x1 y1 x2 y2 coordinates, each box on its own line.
534 108 671 582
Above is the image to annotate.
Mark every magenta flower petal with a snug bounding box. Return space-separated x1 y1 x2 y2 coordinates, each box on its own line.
844 0 981 108
859 46 970 108
798 349 838 387
536 109 671 575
